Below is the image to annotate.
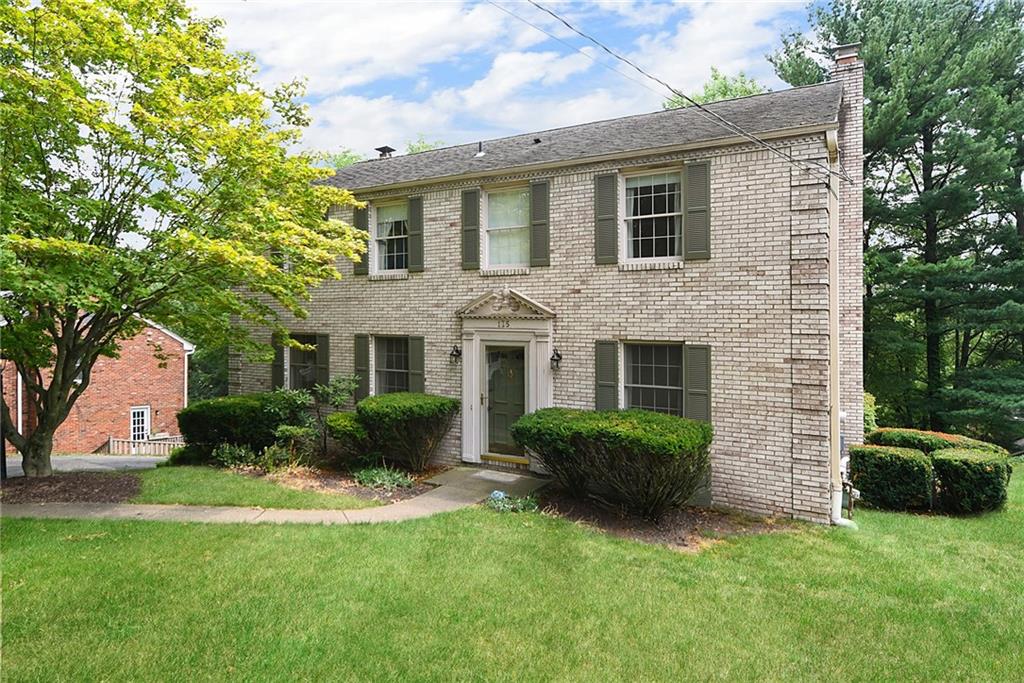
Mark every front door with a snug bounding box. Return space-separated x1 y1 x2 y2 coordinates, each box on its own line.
486 346 526 455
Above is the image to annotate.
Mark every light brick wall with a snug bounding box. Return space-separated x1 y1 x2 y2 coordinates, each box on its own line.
835 55 866 448
232 128 862 523
4 326 189 454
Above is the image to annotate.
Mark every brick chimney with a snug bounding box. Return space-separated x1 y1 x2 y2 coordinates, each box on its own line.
830 43 865 447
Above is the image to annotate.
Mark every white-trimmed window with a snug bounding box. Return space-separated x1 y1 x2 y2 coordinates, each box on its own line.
624 171 682 260
485 187 530 267
130 405 151 442
623 343 683 415
375 336 410 394
374 202 408 271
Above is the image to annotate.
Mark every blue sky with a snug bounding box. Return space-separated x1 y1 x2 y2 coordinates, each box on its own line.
191 1 811 158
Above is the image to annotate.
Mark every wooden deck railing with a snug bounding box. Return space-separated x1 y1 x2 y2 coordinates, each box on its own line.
106 436 185 456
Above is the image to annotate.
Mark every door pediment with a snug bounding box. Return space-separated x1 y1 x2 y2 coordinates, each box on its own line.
456 288 555 320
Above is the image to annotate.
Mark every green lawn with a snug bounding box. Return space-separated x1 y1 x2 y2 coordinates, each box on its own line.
132 466 376 510
2 477 1022 681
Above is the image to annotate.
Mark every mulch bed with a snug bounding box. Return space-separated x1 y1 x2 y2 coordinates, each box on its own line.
0 472 140 504
539 488 793 552
262 466 441 503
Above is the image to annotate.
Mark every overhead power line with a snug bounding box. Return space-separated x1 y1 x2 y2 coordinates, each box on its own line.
491 0 851 186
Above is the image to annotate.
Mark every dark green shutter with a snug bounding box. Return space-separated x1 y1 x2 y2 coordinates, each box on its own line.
594 173 618 264
315 334 330 385
461 189 480 270
271 339 284 389
684 162 710 260
353 207 369 274
407 197 424 272
354 334 369 400
594 340 619 410
684 344 711 421
529 180 550 267
408 336 425 393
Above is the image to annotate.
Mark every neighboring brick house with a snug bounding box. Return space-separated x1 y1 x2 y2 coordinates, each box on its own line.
231 46 865 524
3 321 194 454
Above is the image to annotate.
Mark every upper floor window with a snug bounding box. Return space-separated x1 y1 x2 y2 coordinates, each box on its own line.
485 187 530 267
375 202 408 271
375 336 409 394
625 172 682 260
623 343 683 415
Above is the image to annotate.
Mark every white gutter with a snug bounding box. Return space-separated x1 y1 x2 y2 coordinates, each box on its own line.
827 129 856 529
16 369 23 434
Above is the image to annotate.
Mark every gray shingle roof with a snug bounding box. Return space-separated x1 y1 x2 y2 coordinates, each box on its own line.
327 81 842 191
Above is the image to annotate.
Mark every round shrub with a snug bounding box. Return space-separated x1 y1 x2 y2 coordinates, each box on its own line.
325 411 369 464
211 442 257 468
355 393 460 472
848 445 932 511
509 408 596 496
513 408 712 521
931 449 1011 514
866 428 1008 456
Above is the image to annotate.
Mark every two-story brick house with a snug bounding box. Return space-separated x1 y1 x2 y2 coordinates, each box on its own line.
231 46 864 524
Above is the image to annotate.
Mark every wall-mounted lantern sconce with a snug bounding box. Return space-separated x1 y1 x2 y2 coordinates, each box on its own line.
550 348 562 371
449 345 463 364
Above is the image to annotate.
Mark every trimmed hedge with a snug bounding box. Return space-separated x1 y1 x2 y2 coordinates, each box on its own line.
355 392 459 472
508 408 593 496
324 411 369 464
512 408 712 521
866 428 1009 456
848 445 932 511
931 449 1011 514
176 391 312 462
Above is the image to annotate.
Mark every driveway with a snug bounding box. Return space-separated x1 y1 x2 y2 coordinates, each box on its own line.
3 455 166 479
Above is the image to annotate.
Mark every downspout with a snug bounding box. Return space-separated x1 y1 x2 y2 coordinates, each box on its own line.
16 368 23 434
827 129 856 529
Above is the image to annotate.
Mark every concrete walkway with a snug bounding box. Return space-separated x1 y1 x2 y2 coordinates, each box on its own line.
4 454 166 478
1 467 547 526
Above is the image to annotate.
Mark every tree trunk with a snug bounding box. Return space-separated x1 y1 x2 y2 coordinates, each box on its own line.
921 126 944 431
21 433 54 477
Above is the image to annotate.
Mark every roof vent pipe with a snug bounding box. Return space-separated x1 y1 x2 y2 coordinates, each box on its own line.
474 141 485 158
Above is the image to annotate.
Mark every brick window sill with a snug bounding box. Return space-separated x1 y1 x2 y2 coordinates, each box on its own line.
618 260 682 272
369 271 409 281
480 267 530 277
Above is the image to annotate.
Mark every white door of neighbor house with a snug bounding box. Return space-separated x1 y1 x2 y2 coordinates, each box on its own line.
130 406 151 452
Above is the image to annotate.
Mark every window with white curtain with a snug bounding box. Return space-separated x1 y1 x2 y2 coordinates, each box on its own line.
626 172 682 259
486 187 530 267
375 202 408 271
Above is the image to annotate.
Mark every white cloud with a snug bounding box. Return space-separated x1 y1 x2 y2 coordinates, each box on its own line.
192 0 543 95
628 1 796 96
190 0 801 157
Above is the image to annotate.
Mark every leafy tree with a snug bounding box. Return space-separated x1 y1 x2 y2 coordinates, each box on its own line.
405 134 443 154
663 67 766 109
771 0 1024 446
324 148 365 170
0 0 366 475
188 344 229 402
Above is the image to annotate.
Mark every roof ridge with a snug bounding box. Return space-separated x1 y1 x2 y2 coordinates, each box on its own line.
350 81 839 168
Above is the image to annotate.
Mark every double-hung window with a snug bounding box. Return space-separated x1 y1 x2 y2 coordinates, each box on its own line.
625 172 682 259
623 343 683 415
485 187 530 267
375 336 410 394
288 333 319 390
375 202 408 271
